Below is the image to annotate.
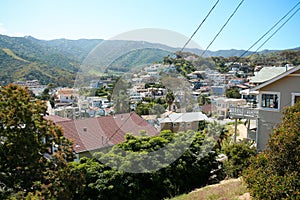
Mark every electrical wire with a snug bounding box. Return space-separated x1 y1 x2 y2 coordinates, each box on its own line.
106 1 223 143
180 0 220 52
253 6 300 54
201 0 245 57
239 0 300 58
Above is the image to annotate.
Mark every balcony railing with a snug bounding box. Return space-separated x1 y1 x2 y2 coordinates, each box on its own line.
229 106 259 119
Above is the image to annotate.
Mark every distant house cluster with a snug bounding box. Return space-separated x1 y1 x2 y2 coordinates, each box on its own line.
20 60 299 158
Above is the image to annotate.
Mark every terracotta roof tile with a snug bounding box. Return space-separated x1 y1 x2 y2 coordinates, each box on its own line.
56 112 159 153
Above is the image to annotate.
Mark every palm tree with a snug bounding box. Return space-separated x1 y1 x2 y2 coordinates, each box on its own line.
166 91 175 111
198 94 211 106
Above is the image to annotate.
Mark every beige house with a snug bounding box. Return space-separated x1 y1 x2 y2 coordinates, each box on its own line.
55 88 79 103
158 112 208 132
249 65 300 151
212 97 247 119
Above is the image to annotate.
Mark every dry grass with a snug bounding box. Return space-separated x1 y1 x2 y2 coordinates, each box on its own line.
169 178 250 200
2 48 29 62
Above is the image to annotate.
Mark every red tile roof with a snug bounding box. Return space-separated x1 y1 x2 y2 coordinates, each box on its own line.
56 112 159 153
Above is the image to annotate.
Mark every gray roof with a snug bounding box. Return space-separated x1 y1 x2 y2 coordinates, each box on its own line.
158 112 208 123
250 67 293 83
251 65 300 91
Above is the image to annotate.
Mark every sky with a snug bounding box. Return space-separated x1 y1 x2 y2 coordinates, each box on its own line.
0 0 300 51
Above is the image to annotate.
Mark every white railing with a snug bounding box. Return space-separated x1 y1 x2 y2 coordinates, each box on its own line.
229 106 259 118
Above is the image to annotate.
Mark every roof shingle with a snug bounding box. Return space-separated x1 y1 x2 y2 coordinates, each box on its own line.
56 112 159 153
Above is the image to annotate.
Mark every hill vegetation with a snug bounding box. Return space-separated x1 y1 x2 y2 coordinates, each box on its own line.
0 34 299 86
106 48 173 73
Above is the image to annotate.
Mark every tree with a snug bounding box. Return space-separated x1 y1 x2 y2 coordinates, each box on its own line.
166 91 175 111
243 102 300 199
0 84 84 198
225 88 241 99
222 141 256 178
74 130 223 200
198 94 211 106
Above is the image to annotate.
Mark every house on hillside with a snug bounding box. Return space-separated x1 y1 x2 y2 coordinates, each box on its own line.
230 65 300 151
51 112 159 160
158 112 208 132
251 65 300 150
211 97 247 119
249 66 293 85
55 88 79 103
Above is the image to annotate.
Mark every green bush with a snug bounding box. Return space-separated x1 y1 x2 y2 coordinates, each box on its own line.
243 102 300 199
73 131 223 200
223 141 256 178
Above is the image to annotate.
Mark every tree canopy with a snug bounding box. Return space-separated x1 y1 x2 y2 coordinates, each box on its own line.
72 129 226 200
0 84 83 199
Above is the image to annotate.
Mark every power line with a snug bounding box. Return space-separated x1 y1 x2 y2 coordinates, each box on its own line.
239 0 300 58
180 0 220 52
253 6 300 54
201 0 245 57
104 112 134 145
106 1 243 142
106 2 222 143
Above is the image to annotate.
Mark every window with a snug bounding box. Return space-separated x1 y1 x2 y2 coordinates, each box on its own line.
291 93 300 106
261 92 279 109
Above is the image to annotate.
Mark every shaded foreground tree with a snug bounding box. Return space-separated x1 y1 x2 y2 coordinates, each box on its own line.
73 130 225 200
0 84 84 199
243 102 300 199
222 141 256 178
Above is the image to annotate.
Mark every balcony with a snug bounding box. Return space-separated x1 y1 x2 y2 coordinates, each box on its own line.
229 106 259 119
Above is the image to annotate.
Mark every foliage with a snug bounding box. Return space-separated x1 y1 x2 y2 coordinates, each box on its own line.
73 130 224 200
249 50 300 66
225 88 241 99
243 102 300 199
0 84 84 199
222 141 256 178
166 91 175 111
135 101 166 116
108 48 172 72
0 35 82 86
144 82 165 89
163 55 196 77
198 94 211 106
111 78 131 114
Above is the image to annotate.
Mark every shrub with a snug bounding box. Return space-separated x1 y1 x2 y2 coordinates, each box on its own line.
243 102 300 199
223 141 256 178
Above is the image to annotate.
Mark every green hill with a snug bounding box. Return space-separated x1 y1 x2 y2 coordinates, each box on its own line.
0 34 299 86
0 35 103 86
107 48 173 73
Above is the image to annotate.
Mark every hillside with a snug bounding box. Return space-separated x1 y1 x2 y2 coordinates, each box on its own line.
106 48 173 73
0 35 103 86
0 34 299 86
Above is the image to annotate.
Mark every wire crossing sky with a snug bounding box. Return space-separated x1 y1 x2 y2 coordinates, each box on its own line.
0 0 299 50
239 0 300 58
201 0 245 56
180 0 220 52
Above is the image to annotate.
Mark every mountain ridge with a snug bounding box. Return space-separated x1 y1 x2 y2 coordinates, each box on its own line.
0 34 299 86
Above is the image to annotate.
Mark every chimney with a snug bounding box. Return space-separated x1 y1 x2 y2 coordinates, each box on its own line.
83 127 87 132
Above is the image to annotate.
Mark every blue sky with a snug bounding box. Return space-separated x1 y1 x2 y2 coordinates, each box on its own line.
0 0 299 50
